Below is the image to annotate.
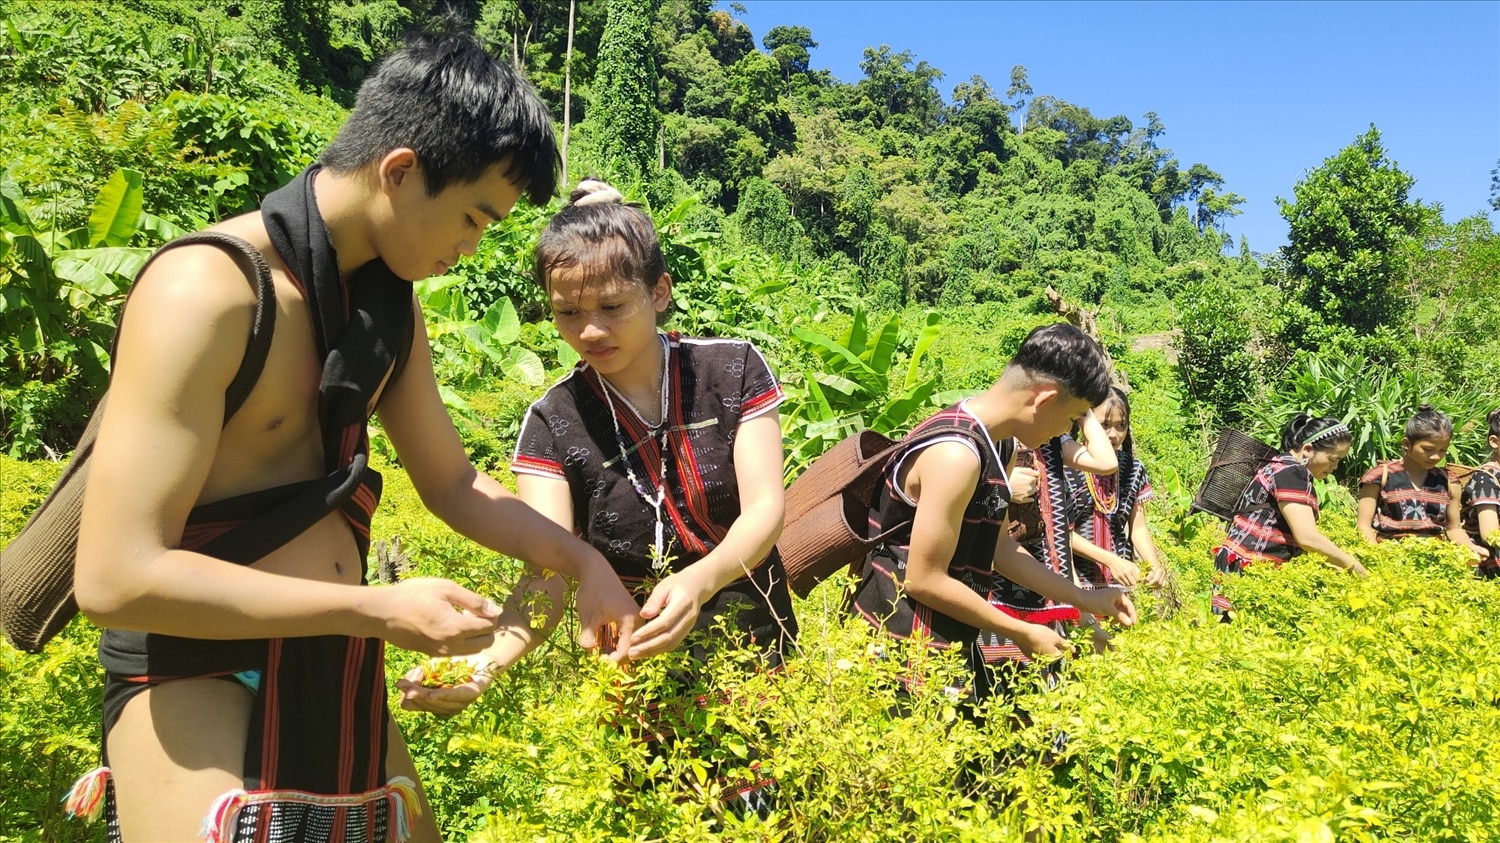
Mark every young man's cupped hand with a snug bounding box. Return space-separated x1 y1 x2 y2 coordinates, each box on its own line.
366 577 504 655
1077 587 1137 628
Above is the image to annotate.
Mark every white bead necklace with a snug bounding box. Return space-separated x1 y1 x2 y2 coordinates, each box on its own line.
598 335 674 574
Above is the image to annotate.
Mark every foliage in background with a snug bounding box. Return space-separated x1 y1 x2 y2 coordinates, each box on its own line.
0 168 181 456
778 306 951 478
1248 349 1491 478
1273 125 1424 348
591 0 658 185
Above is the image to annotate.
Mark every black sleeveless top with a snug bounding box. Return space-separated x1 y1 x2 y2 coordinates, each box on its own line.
849 403 1012 650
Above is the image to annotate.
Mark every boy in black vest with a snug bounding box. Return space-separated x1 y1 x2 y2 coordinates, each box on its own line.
71 30 640 842
849 323 1136 705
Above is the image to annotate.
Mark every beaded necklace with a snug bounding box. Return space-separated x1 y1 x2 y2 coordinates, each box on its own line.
1085 469 1120 515
598 335 675 574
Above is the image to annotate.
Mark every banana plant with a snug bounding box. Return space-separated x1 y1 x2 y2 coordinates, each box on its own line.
1 167 181 383
779 306 946 479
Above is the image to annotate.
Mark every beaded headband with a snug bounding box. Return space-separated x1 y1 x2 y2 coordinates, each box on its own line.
1303 422 1349 447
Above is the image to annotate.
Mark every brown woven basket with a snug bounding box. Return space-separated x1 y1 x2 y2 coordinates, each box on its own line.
781 429 897 597
1192 428 1279 521
0 403 101 653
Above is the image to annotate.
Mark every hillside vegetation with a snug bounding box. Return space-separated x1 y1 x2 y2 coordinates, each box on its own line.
2 2 1498 841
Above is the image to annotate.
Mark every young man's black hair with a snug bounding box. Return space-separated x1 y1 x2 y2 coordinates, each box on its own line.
1005 323 1113 408
321 29 559 204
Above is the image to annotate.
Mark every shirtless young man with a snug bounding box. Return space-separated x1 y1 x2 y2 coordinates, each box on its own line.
72 31 639 842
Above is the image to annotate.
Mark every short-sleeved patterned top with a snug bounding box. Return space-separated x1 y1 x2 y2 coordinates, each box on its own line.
990 436 1081 622
1218 455 1318 564
1066 452 1154 586
512 332 797 661
850 402 1013 651
1359 460 1451 540
1460 463 1500 547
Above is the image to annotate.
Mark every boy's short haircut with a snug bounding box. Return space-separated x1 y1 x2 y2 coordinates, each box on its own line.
320 29 559 205
1003 323 1112 406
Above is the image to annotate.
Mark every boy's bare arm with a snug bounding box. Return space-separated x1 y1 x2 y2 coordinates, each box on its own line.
992 533 1137 625
75 248 497 654
374 301 639 652
900 443 1063 648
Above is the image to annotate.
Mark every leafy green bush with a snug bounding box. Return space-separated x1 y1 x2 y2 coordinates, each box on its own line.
1249 349 1493 479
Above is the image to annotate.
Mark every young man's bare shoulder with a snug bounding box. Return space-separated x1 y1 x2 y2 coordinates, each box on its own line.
905 439 983 503
124 215 277 323
108 215 288 389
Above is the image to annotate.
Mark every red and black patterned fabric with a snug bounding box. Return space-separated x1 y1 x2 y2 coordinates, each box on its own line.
1216 455 1318 566
513 333 797 664
1360 460 1452 541
849 402 1013 659
1066 453 1154 588
1210 454 1318 618
988 437 1082 621
976 437 1083 670
90 165 413 841
1461 462 1500 578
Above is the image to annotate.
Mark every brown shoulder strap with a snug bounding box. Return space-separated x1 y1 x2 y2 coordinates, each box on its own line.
113 231 277 422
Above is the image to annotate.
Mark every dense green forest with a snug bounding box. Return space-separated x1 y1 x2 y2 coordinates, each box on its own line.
2 1 1499 841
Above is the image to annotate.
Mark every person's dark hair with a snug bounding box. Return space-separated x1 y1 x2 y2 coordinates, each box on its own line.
1095 385 1134 454
534 179 667 318
1404 404 1453 444
320 28 558 204
1488 407 1500 440
1004 323 1112 406
1280 413 1352 453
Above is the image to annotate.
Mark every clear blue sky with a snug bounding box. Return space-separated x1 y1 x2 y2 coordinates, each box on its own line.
730 0 1499 255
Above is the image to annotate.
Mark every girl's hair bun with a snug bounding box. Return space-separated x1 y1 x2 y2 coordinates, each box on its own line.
569 178 624 207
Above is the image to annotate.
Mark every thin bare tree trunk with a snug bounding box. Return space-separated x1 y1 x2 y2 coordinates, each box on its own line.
562 0 575 186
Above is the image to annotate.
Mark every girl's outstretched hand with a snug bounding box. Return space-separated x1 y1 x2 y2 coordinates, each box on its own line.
575 559 641 663
1102 554 1141 587
1145 560 1171 588
396 654 496 716
629 569 710 660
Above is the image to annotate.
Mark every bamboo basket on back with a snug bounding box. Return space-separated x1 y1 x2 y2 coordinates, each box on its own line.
1193 428 1280 521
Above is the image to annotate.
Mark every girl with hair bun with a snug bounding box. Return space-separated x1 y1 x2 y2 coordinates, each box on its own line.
404 179 798 705
402 182 796 815
1356 405 1487 561
1210 414 1365 619
1459 408 1500 578
1066 386 1169 591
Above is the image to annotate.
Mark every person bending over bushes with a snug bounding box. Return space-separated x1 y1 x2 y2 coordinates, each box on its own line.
401 179 796 816
848 323 1136 710
1211 414 1366 620
1459 408 1500 579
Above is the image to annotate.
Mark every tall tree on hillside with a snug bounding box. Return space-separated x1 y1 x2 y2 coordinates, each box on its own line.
764 25 816 80
1277 125 1423 334
1005 65 1032 129
563 0 576 184
593 0 659 182
1490 157 1500 211
854 46 943 131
